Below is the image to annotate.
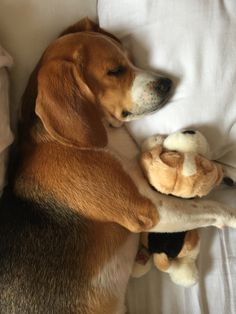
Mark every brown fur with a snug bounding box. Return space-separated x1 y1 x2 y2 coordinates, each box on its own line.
0 18 159 313
18 18 158 232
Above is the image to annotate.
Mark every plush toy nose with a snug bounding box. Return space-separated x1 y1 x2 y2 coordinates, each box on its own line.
156 78 172 94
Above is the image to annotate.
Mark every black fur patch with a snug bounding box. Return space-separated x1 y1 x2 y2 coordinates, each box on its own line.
0 187 90 313
148 231 187 259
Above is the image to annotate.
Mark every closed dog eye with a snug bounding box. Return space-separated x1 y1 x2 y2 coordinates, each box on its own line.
121 110 132 118
107 65 127 76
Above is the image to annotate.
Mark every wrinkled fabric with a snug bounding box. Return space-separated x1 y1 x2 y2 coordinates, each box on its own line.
98 0 236 169
98 1 236 313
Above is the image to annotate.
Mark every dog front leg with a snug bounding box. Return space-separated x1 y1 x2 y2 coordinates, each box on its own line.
126 159 236 232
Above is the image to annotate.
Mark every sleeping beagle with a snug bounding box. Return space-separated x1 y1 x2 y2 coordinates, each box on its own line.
0 18 236 314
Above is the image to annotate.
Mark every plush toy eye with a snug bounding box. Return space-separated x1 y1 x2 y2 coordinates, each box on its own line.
182 130 196 135
107 66 127 76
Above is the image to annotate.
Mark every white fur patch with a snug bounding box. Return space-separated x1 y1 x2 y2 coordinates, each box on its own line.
141 135 165 152
168 239 200 287
182 153 197 177
131 72 162 116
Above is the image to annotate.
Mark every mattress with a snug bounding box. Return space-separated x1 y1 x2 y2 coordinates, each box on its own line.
98 0 236 313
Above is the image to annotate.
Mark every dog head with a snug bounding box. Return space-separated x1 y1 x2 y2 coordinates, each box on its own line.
32 18 172 149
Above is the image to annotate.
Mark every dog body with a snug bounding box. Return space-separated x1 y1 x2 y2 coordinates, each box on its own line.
1 18 236 313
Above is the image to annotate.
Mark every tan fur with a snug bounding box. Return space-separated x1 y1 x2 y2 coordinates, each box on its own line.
140 144 224 198
153 253 171 272
12 18 162 313
178 230 199 258
16 142 158 232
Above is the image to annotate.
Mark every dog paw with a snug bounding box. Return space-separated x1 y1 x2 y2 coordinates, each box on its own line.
127 204 159 233
215 212 236 229
225 215 236 229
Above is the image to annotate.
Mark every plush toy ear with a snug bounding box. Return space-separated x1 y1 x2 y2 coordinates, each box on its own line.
153 253 171 272
35 60 107 148
60 17 121 44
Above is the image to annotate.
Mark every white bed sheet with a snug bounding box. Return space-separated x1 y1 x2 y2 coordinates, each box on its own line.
98 1 236 313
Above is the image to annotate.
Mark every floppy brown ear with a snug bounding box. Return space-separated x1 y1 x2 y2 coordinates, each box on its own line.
60 17 121 44
35 60 107 148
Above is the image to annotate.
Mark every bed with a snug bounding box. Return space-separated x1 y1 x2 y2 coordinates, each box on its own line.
0 0 236 313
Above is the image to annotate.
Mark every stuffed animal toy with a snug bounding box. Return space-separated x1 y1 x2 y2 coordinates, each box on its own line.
140 129 223 198
132 229 200 287
132 129 224 287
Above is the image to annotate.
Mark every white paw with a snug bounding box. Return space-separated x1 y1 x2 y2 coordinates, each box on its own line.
228 215 236 228
169 261 199 287
217 214 236 229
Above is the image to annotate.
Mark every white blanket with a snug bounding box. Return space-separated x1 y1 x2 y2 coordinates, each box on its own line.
98 1 236 313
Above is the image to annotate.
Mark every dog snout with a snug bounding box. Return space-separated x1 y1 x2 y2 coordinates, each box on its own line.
129 72 173 120
156 78 172 95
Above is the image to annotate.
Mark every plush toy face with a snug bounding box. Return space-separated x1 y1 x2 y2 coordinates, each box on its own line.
140 130 223 198
163 130 211 158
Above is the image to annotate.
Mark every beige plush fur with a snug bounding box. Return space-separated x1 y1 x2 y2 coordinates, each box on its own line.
140 143 223 198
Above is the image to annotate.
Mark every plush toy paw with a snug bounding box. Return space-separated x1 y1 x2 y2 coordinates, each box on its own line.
132 246 152 278
132 258 152 278
169 258 199 287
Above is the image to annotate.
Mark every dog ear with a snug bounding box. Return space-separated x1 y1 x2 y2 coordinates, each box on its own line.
60 17 121 44
35 60 107 149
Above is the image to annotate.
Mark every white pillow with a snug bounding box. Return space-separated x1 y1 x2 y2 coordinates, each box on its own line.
0 0 97 124
98 0 236 169
0 0 97 193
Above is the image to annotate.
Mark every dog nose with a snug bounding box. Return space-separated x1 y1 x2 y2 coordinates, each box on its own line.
156 78 172 94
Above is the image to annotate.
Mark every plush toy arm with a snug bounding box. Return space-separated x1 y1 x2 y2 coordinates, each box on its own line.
153 230 200 287
141 146 224 198
141 135 165 152
140 148 183 196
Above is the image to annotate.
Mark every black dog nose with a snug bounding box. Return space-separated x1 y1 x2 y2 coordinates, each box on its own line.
156 78 172 94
